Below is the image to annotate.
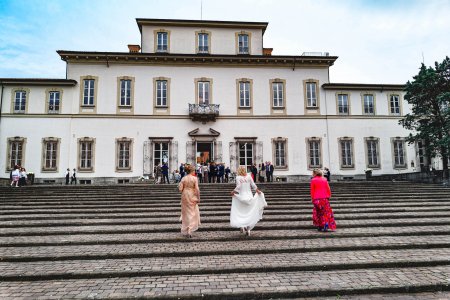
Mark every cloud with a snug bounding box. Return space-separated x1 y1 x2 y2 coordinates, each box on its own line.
0 0 449 84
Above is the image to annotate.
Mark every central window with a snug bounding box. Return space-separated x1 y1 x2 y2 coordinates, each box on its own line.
198 33 209 53
48 91 60 113
153 142 169 170
306 82 317 107
239 142 253 172
272 82 284 108
340 138 354 168
156 80 168 107
308 138 321 168
363 94 375 115
156 32 168 52
14 90 27 113
79 138 95 171
366 138 379 168
120 80 131 106
274 140 287 168
337 94 349 115
238 34 249 54
198 81 210 104
390 95 401 115
83 79 95 106
116 139 132 170
393 139 406 168
43 139 58 170
239 81 251 107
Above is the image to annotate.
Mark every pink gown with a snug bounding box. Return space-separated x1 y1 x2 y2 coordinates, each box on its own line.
178 174 201 235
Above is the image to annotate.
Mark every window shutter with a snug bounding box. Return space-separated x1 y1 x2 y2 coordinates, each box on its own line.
143 140 151 176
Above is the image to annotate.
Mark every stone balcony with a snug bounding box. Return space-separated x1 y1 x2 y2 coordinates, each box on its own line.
188 103 220 123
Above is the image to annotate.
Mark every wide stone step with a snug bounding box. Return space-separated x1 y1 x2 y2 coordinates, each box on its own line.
1 225 449 247
2 235 449 262
1 217 449 237
2 247 450 281
1 205 448 222
1 211 450 228
1 265 449 299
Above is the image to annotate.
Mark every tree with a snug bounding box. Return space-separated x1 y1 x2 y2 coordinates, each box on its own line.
399 56 450 179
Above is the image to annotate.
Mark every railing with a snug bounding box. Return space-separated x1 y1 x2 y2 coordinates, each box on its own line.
188 103 220 123
198 46 209 53
301 52 330 56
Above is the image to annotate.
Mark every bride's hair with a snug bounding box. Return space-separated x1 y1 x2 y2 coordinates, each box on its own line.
237 166 247 176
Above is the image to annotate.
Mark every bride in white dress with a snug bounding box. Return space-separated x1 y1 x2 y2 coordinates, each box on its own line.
230 166 268 236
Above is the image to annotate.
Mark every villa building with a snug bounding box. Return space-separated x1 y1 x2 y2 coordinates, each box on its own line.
0 18 425 183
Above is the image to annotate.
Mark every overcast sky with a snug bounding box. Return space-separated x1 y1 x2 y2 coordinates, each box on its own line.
0 0 449 84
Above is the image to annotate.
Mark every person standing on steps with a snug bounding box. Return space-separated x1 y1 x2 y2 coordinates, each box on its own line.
323 167 331 182
310 168 336 232
65 168 70 185
178 164 201 238
71 168 77 184
230 166 267 236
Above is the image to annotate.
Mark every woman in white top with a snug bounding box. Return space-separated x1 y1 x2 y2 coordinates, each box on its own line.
230 166 267 236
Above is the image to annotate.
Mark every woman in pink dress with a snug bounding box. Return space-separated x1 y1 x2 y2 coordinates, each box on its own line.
310 169 336 232
178 164 201 238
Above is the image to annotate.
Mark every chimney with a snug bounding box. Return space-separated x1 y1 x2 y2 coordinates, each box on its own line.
263 48 273 56
127 44 141 53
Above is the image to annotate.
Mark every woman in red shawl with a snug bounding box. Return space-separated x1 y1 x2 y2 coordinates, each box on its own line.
310 169 336 232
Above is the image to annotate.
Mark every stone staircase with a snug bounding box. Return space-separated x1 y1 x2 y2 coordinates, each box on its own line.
0 182 450 299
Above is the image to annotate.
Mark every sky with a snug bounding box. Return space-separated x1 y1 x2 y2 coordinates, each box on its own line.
0 0 449 84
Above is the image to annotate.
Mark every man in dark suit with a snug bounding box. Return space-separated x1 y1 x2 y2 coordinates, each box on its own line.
162 163 170 184
268 162 274 182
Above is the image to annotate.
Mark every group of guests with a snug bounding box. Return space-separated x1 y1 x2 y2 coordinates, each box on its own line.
9 165 28 187
192 162 231 183
177 165 336 238
250 162 274 183
154 162 233 184
65 168 77 184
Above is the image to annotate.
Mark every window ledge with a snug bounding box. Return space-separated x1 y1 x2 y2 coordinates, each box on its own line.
80 105 95 108
116 168 132 172
239 106 252 110
41 169 58 173
272 106 285 110
306 106 319 110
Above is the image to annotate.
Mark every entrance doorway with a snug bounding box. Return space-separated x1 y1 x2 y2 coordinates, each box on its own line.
196 142 214 165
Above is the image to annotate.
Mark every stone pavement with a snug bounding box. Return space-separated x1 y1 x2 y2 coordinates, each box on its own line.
0 182 450 299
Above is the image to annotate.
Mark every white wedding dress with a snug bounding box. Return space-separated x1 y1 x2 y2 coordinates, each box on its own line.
230 174 268 230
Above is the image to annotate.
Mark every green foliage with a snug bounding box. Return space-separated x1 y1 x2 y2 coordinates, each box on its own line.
399 56 450 177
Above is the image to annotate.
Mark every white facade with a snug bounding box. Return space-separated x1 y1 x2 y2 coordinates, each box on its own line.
0 18 423 183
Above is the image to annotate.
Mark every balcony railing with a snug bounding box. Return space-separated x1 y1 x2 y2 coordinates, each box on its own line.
189 103 220 123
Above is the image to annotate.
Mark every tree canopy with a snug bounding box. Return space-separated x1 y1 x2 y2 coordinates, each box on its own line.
400 56 450 177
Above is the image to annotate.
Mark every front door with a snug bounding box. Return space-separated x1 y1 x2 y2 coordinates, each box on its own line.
196 142 214 165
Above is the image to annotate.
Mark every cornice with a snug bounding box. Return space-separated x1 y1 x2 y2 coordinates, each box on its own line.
0 78 77 86
136 18 268 34
57 51 338 67
322 83 405 91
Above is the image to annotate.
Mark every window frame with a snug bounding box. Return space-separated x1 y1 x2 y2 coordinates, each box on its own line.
339 137 355 169
194 77 213 105
6 137 26 171
235 31 252 55
116 76 135 115
195 30 211 54
336 93 350 115
79 76 98 113
364 137 380 169
272 138 288 170
269 79 287 115
45 88 63 114
11 88 30 114
78 137 95 172
362 93 376 116
116 137 133 172
389 94 402 116
303 79 320 114
392 137 407 169
306 137 322 169
153 77 171 115
41 137 60 172
236 78 254 115
154 30 170 53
